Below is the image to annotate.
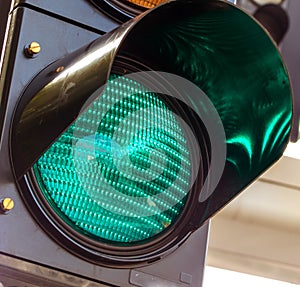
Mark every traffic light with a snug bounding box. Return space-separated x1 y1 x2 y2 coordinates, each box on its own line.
0 0 293 286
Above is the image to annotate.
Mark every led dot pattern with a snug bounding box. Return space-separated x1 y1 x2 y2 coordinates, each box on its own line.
33 74 192 245
126 0 166 9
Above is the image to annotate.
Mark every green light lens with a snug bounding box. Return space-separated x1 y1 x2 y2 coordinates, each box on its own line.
33 75 191 245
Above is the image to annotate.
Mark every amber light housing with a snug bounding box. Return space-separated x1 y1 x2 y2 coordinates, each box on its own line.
90 0 167 22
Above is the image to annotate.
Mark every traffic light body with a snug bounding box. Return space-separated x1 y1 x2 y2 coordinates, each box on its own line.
0 0 293 286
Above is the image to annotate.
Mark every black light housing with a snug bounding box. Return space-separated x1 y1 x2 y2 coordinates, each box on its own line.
254 4 289 44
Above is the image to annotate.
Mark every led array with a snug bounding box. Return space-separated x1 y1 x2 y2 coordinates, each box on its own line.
126 0 166 9
33 74 191 244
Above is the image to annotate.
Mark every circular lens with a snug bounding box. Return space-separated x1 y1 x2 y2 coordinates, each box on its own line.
32 74 192 245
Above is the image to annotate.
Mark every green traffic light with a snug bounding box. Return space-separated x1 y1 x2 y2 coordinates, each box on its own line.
33 75 192 244
11 0 293 264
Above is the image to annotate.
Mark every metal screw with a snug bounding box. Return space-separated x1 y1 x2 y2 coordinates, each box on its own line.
24 41 41 57
1 197 15 213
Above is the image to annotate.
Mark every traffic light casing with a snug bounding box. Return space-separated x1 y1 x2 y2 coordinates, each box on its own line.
0 0 293 286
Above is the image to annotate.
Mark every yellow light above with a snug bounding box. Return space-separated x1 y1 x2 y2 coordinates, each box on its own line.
126 0 166 9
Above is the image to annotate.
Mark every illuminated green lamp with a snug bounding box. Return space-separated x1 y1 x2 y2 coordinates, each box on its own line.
33 75 191 244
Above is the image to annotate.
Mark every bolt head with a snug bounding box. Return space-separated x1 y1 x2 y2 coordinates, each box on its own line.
1 197 14 213
24 41 41 57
